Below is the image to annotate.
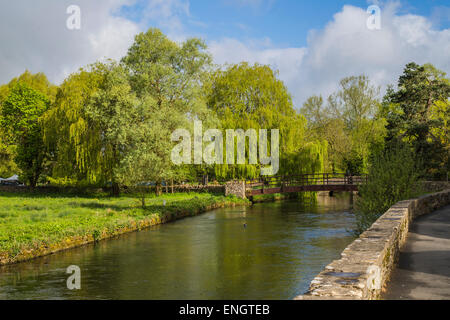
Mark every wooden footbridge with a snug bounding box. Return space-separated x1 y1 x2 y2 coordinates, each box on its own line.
246 173 367 197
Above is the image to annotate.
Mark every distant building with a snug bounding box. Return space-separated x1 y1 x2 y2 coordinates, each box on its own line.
0 175 22 186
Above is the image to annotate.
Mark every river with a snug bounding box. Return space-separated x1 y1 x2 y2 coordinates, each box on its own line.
0 194 355 300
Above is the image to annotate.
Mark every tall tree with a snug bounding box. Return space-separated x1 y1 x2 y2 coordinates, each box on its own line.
84 64 141 196
381 62 450 179
0 71 56 178
122 28 217 186
122 28 212 118
207 62 324 179
83 62 188 198
329 75 386 173
302 76 386 174
329 76 379 130
43 29 215 190
42 64 105 184
301 95 351 173
1 83 50 186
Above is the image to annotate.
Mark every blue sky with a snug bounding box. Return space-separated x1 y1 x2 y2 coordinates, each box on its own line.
119 0 450 47
1 0 449 107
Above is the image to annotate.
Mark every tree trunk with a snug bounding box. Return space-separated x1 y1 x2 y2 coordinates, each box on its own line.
29 178 36 188
141 190 146 208
29 174 38 188
111 182 120 197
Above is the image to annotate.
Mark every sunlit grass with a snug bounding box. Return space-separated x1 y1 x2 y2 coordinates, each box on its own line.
0 191 248 259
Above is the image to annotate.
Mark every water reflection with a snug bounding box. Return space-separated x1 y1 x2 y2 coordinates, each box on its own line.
0 193 355 300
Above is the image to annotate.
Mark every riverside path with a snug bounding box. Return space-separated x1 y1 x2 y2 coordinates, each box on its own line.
383 205 450 300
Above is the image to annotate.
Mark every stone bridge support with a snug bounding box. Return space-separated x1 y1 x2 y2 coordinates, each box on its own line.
225 181 246 199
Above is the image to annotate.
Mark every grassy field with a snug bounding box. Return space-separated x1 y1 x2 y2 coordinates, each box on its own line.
0 191 249 264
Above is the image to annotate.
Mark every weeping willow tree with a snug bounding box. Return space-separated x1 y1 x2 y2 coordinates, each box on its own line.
206 63 326 181
42 28 217 192
279 141 328 176
42 63 107 185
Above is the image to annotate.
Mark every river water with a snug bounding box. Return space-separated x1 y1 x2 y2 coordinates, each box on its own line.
0 194 355 300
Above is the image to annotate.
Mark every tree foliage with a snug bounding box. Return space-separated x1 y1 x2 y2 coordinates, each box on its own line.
41 29 215 195
42 64 106 184
121 28 216 191
355 143 421 234
381 62 450 179
0 71 56 178
1 83 50 186
1 27 447 207
301 75 386 174
207 63 325 180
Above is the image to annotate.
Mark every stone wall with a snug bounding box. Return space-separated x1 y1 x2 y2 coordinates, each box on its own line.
295 189 450 300
225 181 246 199
420 181 450 193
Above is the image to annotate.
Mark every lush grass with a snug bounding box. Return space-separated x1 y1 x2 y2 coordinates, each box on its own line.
0 191 249 261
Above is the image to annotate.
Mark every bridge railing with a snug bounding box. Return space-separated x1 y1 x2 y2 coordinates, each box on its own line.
246 173 367 191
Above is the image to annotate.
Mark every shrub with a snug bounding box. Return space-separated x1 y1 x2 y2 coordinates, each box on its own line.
354 144 421 234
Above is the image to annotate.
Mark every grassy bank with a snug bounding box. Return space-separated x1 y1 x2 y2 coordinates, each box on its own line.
0 191 249 265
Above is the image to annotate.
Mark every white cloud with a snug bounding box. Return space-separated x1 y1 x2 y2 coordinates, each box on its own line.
0 0 190 85
209 3 450 108
1 1 448 110
0 0 140 84
209 38 306 88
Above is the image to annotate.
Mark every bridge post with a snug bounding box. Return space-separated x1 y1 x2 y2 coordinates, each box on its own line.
225 181 246 199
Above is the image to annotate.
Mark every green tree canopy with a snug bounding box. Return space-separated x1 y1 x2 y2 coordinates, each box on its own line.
122 28 217 185
381 62 450 179
122 28 213 119
0 71 56 178
207 62 325 179
43 28 217 191
301 75 386 174
1 83 50 186
42 63 106 184
83 63 142 195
